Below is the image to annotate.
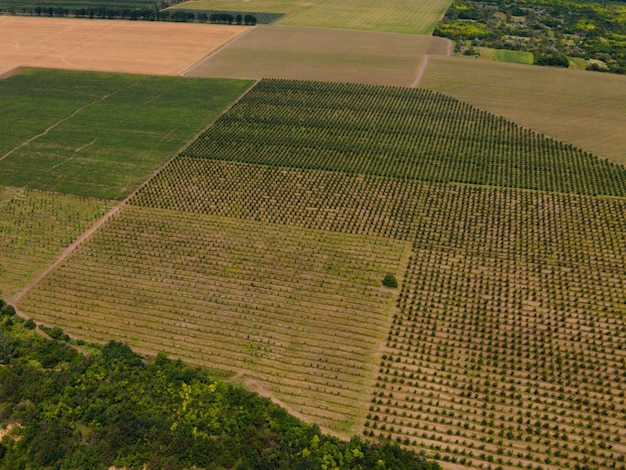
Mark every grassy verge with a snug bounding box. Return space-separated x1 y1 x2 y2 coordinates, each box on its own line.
477 47 533 64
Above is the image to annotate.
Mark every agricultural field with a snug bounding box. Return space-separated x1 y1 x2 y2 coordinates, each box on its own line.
185 25 452 87
0 0 156 10
19 205 409 435
173 0 306 17
419 56 626 165
368 185 626 468
176 0 452 34
0 64 18 78
18 79 626 469
131 157 427 240
0 68 252 199
0 16 248 76
0 187 113 298
182 80 626 196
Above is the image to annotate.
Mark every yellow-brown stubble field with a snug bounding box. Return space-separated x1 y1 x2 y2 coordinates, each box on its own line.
0 16 248 76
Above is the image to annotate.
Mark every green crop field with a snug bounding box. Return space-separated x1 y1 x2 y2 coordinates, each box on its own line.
177 0 452 34
175 0 305 16
185 26 451 87
18 80 626 468
420 56 626 165
0 187 113 298
0 69 252 200
477 48 534 65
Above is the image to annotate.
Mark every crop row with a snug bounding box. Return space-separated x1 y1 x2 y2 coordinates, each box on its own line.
181 79 626 197
0 188 113 297
370 185 626 468
131 157 430 240
19 205 407 434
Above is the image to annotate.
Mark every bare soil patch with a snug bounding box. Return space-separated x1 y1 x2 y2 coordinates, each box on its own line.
0 16 249 76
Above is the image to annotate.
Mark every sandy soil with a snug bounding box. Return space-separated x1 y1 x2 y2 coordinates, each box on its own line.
0 16 249 76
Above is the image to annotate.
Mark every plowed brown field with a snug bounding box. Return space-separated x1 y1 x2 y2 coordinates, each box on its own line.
0 16 248 76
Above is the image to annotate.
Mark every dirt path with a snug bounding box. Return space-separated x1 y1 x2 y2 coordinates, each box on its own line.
411 38 453 88
233 372 346 439
411 54 431 88
181 24 258 77
9 79 257 317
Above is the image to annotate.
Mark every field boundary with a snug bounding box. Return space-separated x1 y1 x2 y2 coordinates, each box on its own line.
10 78 256 307
0 66 21 79
411 55 430 88
10 201 124 307
181 24 258 76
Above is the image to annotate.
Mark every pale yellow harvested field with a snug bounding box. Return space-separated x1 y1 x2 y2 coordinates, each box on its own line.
0 16 248 76
421 56 626 165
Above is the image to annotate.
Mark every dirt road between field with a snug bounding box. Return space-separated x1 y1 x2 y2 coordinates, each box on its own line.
186 25 453 86
0 16 249 76
411 37 453 87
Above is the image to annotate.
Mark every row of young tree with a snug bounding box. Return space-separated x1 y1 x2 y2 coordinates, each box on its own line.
0 298 440 469
3 7 256 24
182 79 626 197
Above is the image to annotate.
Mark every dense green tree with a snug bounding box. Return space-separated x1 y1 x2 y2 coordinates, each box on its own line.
383 273 399 288
0 302 440 470
435 0 626 72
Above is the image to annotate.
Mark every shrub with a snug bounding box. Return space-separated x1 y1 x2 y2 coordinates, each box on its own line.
534 53 569 68
382 274 398 288
39 325 70 342
1 305 16 317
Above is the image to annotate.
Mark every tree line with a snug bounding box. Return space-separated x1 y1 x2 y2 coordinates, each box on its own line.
208 13 258 25
2 6 257 24
435 0 626 73
0 298 440 469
